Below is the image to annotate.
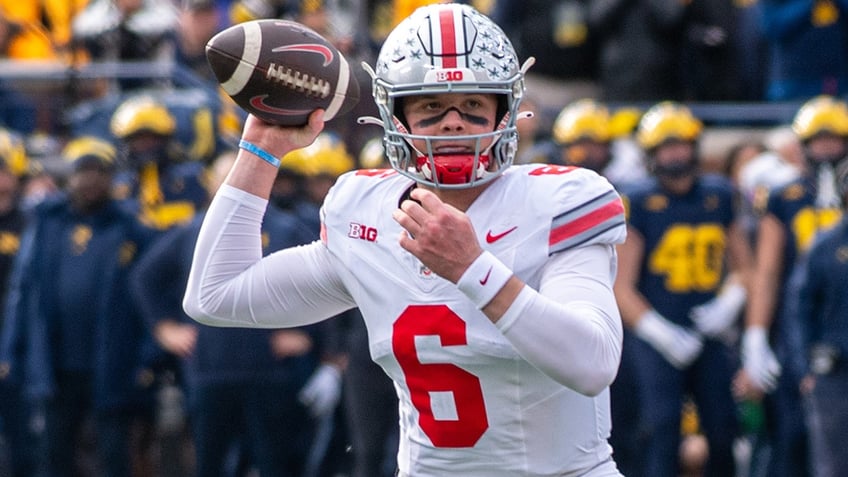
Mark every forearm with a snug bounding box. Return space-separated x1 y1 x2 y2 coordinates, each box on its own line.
492 245 623 396
226 111 326 197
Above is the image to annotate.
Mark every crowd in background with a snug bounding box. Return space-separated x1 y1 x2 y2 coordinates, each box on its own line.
0 0 847 476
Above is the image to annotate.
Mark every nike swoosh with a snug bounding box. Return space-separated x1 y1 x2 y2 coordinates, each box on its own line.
249 95 312 115
479 267 493 285
486 226 517 244
271 43 334 66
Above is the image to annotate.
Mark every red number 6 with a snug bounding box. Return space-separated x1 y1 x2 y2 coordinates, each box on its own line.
392 305 489 447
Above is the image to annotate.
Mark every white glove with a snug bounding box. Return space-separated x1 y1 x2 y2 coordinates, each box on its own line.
298 364 342 418
635 309 704 369
741 326 781 392
689 282 747 337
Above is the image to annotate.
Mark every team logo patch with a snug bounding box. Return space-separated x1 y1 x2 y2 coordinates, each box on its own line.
348 222 378 242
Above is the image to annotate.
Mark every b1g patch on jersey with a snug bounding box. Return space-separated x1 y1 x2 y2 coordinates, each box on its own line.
549 189 625 254
348 222 378 242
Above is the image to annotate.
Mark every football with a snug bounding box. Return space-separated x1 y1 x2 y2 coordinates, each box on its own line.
205 19 360 126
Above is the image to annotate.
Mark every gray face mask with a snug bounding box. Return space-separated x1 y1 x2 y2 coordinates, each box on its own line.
652 157 697 179
815 163 840 208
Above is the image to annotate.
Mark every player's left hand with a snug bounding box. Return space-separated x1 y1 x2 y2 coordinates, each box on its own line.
298 363 342 418
393 188 483 283
689 282 746 337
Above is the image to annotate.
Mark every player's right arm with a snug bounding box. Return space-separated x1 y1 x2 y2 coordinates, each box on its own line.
183 111 356 328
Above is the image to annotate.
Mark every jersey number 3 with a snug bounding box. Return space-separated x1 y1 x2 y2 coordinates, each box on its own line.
392 305 489 448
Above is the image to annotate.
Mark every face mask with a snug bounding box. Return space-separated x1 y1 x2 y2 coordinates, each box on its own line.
129 143 169 167
652 158 697 179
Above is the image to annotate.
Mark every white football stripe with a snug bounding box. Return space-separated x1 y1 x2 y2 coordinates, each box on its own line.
323 53 349 121
221 21 262 96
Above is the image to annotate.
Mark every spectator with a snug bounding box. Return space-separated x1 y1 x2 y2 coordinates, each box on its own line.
740 94 848 477
3 135 157 477
0 0 83 61
792 157 848 477
491 0 600 113
588 0 689 102
681 0 742 100
174 0 222 85
760 0 848 101
614 102 750 477
71 0 179 92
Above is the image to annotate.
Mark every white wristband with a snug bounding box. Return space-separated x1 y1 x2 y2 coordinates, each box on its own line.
456 251 513 309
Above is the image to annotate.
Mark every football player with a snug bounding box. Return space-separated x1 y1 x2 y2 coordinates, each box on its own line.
740 94 848 477
184 4 627 476
109 95 208 231
613 101 751 477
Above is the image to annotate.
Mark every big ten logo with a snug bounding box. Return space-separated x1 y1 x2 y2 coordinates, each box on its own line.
436 69 464 82
348 222 378 242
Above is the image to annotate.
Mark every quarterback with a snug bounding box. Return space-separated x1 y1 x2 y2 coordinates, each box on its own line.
184 4 627 476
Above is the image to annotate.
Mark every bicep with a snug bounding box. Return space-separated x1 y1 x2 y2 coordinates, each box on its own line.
189 240 356 328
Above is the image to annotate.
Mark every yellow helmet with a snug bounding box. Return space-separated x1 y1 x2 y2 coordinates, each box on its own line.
552 99 611 145
791 95 848 141
608 107 643 139
282 133 355 178
62 136 118 170
110 96 177 139
0 128 28 176
636 101 703 150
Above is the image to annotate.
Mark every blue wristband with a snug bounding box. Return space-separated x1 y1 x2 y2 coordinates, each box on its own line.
238 140 281 168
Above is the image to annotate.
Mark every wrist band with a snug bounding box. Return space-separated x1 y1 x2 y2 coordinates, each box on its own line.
238 139 281 168
456 251 513 309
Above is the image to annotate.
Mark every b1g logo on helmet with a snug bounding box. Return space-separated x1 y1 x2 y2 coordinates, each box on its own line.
425 68 473 83
348 222 378 242
435 69 465 82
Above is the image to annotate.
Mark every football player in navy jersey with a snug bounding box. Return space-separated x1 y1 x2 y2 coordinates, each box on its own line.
184 4 628 476
740 94 848 477
791 158 848 477
109 95 208 232
614 101 751 477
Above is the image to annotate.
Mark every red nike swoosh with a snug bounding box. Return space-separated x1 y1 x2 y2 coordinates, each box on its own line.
249 95 312 115
486 226 517 243
271 43 335 66
479 266 493 285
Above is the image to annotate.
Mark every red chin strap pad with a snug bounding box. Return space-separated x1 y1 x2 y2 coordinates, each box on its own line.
416 154 490 185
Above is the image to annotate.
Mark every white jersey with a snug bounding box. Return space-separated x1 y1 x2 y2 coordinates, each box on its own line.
185 163 627 477
320 164 625 476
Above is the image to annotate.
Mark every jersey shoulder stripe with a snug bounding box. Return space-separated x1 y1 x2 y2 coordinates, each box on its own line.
549 188 625 254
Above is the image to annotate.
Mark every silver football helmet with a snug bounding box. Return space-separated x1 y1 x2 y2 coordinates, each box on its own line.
359 3 533 189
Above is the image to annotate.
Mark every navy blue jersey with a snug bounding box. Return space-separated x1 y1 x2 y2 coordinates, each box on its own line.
622 174 736 325
762 176 841 343
795 218 848 358
4 195 157 409
763 176 842 282
130 205 323 388
113 161 208 231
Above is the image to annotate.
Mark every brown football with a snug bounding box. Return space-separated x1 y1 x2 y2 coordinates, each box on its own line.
206 19 360 126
